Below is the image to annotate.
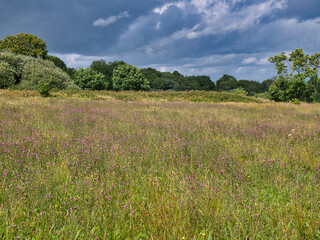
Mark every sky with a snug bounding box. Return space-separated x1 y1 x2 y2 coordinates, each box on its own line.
0 0 319 82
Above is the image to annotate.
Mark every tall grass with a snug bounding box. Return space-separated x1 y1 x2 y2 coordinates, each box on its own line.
0 91 319 239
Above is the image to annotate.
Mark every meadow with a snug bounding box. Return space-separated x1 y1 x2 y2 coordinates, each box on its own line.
0 90 319 239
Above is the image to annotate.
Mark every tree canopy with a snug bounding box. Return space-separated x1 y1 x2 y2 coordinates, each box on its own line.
0 33 48 58
268 48 320 102
73 67 108 90
112 64 150 91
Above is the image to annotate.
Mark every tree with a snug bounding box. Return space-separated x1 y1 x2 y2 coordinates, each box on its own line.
73 67 108 90
216 74 238 91
19 58 76 90
268 48 320 102
0 61 16 88
260 79 274 92
112 64 150 91
0 33 48 58
194 75 215 91
46 55 68 73
268 76 289 102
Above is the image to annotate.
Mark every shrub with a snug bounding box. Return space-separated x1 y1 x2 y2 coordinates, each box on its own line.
0 51 27 83
0 61 17 88
19 58 76 90
38 80 51 97
73 68 108 90
291 98 301 104
112 64 150 91
233 88 248 96
0 51 77 90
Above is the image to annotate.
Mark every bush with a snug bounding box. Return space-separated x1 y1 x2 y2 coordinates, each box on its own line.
0 61 17 88
19 58 76 90
73 68 108 90
290 98 301 104
0 51 27 84
112 64 150 91
0 51 77 90
38 81 51 97
233 88 248 96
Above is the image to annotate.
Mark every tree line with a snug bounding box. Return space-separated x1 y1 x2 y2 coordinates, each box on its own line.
0 33 319 102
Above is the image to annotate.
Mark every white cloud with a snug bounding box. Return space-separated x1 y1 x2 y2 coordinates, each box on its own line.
93 11 130 27
182 0 286 39
257 57 271 65
52 53 117 69
153 2 185 15
242 57 257 64
120 0 286 52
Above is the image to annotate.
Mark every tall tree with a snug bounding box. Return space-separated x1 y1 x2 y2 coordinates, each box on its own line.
0 33 48 58
268 49 320 102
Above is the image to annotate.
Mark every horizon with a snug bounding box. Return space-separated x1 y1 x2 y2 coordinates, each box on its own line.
1 0 319 81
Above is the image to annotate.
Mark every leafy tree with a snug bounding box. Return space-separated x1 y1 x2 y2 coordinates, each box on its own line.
0 33 48 58
193 75 215 91
90 60 127 90
20 58 76 90
268 48 320 102
237 80 261 96
73 67 108 90
46 55 68 72
0 61 16 88
112 64 150 91
0 51 27 84
260 79 274 92
216 74 238 91
269 76 289 102
0 51 76 90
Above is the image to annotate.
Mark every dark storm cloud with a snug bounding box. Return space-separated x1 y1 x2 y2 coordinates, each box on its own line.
0 0 319 81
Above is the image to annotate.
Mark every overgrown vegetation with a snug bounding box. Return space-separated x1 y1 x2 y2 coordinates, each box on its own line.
0 51 78 92
0 92 319 239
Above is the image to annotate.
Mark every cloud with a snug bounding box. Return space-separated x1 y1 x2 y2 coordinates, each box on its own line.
153 2 186 15
242 57 257 64
93 11 130 27
116 0 286 56
172 0 286 39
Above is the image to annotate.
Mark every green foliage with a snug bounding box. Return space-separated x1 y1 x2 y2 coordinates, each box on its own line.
0 61 17 88
290 98 301 104
260 79 275 92
112 64 150 91
268 48 320 102
237 80 261 96
233 88 248 96
38 80 51 97
46 55 67 72
0 51 26 84
140 68 215 91
19 58 76 90
0 33 48 58
216 74 238 91
0 51 76 90
269 76 289 102
73 67 108 90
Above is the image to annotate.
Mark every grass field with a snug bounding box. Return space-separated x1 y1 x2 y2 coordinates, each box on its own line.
0 90 319 239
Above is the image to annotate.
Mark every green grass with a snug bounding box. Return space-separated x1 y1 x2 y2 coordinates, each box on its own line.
0 90 319 239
